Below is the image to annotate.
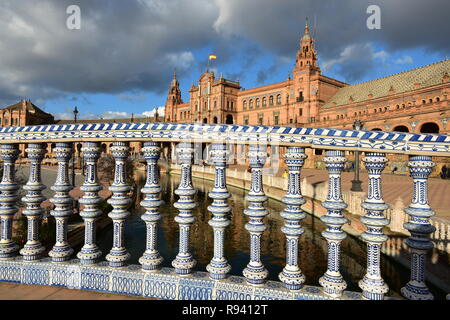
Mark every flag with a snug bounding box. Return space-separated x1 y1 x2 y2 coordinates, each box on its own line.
208 54 217 60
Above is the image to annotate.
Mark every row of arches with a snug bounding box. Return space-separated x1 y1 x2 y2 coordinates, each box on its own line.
202 115 233 124
370 122 440 133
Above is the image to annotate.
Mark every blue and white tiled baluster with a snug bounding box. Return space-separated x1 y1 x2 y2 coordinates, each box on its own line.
77 142 103 265
279 147 307 290
243 144 269 285
0 144 20 260
318 150 348 298
401 155 436 300
139 142 164 271
20 143 46 261
206 143 232 280
106 142 132 267
172 142 197 275
49 143 74 262
358 152 389 300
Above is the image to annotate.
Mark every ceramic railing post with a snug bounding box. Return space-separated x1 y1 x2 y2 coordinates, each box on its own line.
0 144 20 260
319 150 348 298
401 155 435 300
139 142 164 271
279 147 307 290
20 143 46 261
49 143 74 262
243 144 269 285
106 142 132 267
77 142 103 265
172 142 197 275
206 143 231 280
358 152 389 299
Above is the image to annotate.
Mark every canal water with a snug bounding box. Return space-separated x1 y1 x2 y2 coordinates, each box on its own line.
94 173 447 300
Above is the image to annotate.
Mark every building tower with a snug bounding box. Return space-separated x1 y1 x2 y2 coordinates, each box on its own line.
165 72 183 122
292 22 321 124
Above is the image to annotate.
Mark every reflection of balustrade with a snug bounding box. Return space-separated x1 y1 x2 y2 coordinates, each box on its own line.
0 122 448 300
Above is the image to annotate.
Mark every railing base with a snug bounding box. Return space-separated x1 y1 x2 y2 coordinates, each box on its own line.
0 257 370 300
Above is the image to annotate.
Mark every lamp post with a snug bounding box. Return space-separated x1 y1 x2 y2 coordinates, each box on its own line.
351 119 363 192
71 106 78 187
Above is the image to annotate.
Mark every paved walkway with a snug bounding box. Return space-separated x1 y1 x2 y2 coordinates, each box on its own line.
0 282 148 300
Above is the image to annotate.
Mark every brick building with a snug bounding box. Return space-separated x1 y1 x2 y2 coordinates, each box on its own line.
164 23 450 137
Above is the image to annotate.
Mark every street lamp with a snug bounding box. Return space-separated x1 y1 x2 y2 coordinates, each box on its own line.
71 106 78 187
351 119 363 192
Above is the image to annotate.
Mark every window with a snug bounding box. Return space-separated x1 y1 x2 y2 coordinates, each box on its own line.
269 96 274 105
310 117 315 123
249 99 253 109
258 113 264 125
276 95 281 105
298 91 304 102
299 108 303 116
243 100 247 110
274 115 279 125
244 115 249 125
436 97 440 102
227 100 230 109
262 97 267 107
214 101 217 109
256 98 260 108
231 101 234 110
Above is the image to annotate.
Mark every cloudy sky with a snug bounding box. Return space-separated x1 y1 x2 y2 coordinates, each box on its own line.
0 0 448 120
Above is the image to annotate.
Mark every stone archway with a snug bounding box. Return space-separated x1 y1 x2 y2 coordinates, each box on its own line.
213 116 218 124
203 118 208 124
393 125 409 132
225 114 233 124
420 122 439 133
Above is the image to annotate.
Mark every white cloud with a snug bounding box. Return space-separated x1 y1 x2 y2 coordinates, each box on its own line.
394 55 413 64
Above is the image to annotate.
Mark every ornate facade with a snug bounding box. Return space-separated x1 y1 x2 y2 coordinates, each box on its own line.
164 24 450 137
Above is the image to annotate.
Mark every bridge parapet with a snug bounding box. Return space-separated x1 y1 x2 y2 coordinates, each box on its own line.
0 122 448 300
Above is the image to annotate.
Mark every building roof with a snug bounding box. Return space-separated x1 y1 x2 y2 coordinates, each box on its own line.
1 100 53 116
321 59 450 109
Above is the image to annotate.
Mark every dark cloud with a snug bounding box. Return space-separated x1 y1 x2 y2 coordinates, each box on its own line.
0 0 448 106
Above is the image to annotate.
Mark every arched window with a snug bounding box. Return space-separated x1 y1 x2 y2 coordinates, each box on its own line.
276 95 281 104
269 96 274 105
243 100 247 110
436 97 440 102
249 99 253 109
256 98 260 108
393 125 409 132
422 99 426 104
262 97 267 107
420 122 439 133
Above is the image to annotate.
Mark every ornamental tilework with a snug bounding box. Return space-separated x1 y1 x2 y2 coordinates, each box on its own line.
0 259 382 300
0 122 448 156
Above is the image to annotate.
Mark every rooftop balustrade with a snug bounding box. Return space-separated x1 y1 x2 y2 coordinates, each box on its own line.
0 122 448 300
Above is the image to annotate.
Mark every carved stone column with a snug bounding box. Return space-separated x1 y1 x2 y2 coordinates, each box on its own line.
206 143 231 280
0 144 20 260
401 155 435 300
319 150 348 298
172 142 197 275
20 143 46 261
358 152 389 299
77 142 103 265
279 147 307 290
139 142 164 271
49 143 74 262
243 144 269 285
106 142 132 267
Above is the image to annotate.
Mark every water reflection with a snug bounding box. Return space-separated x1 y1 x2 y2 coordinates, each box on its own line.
94 173 447 300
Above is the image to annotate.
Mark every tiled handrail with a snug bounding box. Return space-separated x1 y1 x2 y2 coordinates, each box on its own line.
0 122 448 155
